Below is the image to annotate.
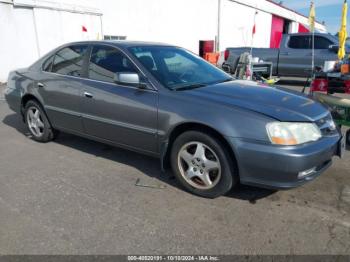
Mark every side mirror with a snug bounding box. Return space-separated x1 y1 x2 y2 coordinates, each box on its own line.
114 72 147 88
329 45 339 53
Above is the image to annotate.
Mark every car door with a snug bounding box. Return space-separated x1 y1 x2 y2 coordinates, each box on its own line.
278 35 313 77
39 44 89 132
79 44 158 154
313 36 339 67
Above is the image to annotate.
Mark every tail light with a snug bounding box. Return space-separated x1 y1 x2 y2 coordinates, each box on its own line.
311 79 328 93
344 80 350 94
224 50 230 61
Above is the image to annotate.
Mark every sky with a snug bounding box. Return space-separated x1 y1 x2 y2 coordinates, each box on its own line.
278 0 347 34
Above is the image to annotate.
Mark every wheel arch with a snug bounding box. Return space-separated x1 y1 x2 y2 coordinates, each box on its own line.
21 94 43 110
20 94 46 121
161 122 239 176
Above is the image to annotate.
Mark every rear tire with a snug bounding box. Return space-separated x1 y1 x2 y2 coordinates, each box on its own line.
170 131 237 198
346 129 350 146
24 100 56 143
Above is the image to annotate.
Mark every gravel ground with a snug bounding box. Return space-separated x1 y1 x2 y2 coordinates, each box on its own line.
0 81 349 255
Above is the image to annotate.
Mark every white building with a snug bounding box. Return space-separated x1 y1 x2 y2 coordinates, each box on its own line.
0 0 326 82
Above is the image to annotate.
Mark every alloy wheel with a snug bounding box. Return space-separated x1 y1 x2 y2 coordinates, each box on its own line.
26 106 45 137
177 142 221 190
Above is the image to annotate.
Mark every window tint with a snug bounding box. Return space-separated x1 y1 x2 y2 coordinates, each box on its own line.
88 45 137 83
129 46 232 90
42 55 54 72
314 36 332 49
51 45 88 76
163 53 198 74
134 51 157 71
288 36 312 49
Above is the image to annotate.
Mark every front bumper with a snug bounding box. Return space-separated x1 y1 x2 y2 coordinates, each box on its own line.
228 134 341 190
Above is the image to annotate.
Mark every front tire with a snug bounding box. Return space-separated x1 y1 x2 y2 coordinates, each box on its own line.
24 100 56 143
346 129 350 146
170 131 237 198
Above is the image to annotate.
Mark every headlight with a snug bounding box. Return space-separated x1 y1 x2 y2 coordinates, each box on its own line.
266 122 321 145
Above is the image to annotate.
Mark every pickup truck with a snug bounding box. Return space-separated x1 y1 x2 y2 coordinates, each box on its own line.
221 33 347 78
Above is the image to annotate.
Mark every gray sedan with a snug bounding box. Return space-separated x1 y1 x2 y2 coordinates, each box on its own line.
4 41 343 198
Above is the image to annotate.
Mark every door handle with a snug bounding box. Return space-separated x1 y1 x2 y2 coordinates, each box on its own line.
84 92 93 98
37 82 45 88
281 52 289 56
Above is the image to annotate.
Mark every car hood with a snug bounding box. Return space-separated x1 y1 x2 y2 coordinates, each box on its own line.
187 80 328 122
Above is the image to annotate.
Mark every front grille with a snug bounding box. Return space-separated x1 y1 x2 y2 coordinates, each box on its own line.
315 113 338 136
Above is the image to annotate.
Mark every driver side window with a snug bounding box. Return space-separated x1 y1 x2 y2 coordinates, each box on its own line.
314 36 332 49
88 45 138 83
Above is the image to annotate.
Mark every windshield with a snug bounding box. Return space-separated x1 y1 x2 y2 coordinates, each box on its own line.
128 46 232 90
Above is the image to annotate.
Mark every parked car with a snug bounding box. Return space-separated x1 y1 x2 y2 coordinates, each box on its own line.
5 41 344 198
222 33 347 78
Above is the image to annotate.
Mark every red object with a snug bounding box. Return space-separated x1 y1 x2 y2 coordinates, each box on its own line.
224 49 230 61
245 65 252 79
82 26 88 32
252 24 256 35
341 64 350 74
311 79 329 93
270 16 284 48
199 40 214 58
298 24 310 33
344 80 350 94
204 53 220 65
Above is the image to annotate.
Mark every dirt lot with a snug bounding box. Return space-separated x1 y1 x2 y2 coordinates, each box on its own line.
0 82 349 255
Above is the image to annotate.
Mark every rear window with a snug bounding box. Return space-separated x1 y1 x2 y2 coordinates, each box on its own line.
42 55 54 72
51 45 89 77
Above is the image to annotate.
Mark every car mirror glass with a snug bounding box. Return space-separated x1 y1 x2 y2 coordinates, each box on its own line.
114 72 141 87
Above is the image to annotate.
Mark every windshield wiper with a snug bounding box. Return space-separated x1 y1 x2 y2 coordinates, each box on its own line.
172 78 233 91
172 83 208 91
215 78 234 84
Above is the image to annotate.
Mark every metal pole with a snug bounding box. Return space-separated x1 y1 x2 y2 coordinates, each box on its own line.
248 11 258 80
100 15 104 40
250 11 257 58
32 8 41 58
217 0 221 52
312 29 315 77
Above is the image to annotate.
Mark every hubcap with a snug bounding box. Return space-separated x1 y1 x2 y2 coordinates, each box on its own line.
26 107 45 137
177 142 221 190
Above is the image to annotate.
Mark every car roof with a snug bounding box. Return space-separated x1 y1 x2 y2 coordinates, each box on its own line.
65 40 175 48
286 33 332 37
